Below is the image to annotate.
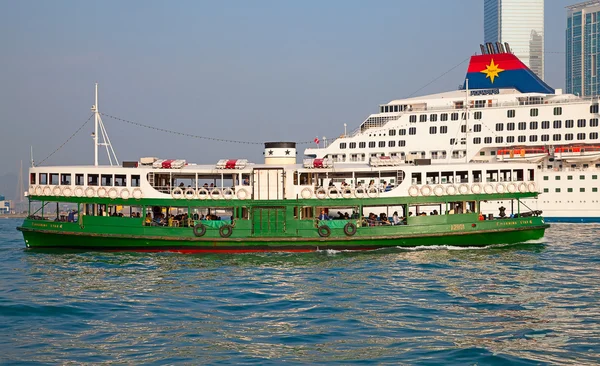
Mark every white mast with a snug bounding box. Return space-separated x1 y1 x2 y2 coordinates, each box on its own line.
93 83 99 166
465 78 469 163
91 83 119 166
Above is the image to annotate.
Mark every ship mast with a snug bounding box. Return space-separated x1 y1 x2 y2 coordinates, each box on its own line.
465 78 469 163
91 83 119 166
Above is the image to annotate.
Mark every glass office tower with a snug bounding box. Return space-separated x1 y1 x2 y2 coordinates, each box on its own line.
567 1 600 96
484 0 545 80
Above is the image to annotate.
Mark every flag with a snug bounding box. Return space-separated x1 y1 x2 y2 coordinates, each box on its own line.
314 137 320 145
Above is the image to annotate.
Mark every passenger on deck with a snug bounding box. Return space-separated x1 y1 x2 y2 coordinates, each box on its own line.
392 211 399 225
67 209 76 223
318 210 330 220
243 178 250 185
455 204 463 214
380 213 391 225
145 213 152 225
351 211 359 219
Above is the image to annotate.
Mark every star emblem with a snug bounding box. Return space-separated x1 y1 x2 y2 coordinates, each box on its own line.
268 150 273 155
285 149 290 155
480 59 504 83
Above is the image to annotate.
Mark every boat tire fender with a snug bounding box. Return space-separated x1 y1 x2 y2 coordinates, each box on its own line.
193 223 206 237
300 187 312 199
328 187 340 199
219 224 233 238
318 225 331 238
343 222 357 236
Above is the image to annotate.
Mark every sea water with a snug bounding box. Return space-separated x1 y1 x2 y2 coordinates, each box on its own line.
1 218 599 365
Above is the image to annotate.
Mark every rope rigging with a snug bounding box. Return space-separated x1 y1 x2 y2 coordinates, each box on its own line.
37 114 94 166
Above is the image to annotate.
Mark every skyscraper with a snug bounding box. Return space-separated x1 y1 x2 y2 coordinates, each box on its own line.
484 0 545 80
566 1 600 96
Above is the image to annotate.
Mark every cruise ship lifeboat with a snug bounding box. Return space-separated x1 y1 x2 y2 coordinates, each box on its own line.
555 146 600 163
497 148 548 163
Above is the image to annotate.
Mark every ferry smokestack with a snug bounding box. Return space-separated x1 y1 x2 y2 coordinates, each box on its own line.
263 142 297 165
480 44 486 55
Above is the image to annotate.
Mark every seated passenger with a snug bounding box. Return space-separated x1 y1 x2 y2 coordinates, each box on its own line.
145 213 152 225
318 210 330 220
380 213 391 225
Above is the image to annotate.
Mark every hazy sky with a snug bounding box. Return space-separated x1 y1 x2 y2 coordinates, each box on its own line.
0 0 574 177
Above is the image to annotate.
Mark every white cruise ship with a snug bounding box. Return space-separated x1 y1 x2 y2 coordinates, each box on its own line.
304 43 600 222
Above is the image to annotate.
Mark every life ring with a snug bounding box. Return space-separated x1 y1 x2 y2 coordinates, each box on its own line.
507 182 517 193
458 183 469 195
317 225 331 238
471 183 482 194
343 222 357 236
63 187 73 197
35 186 43 195
52 186 62 196
328 187 340 199
354 187 365 198
367 186 379 198
222 188 234 200
197 188 209 200
219 224 233 238
120 188 131 200
172 187 184 199
315 187 327 199
518 182 528 193
193 223 206 237
132 188 143 199
97 187 107 198
420 185 432 196
495 183 506 194
184 188 196 200
433 185 444 196
528 182 537 193
484 183 495 194
342 187 353 199
43 186 52 196
85 187 96 198
108 188 119 199
210 188 222 200
300 187 313 199
408 185 419 197
237 188 249 200
446 185 457 195
74 187 84 197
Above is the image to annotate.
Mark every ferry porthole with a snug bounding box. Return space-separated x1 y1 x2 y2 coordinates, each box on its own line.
446 185 457 195
420 185 432 197
518 182 528 193
63 187 73 197
172 187 184 199
343 222 357 236
528 182 537 193
341 187 353 199
315 187 327 199
222 188 234 200
108 188 119 199
219 224 233 238
52 186 62 196
193 223 206 237
132 188 143 200
74 187 84 197
367 186 379 198
470 183 482 194
495 183 506 194
507 183 517 193
300 187 313 199
210 188 222 200
85 187 96 198
354 187 365 199
317 225 331 238
184 188 196 200
35 186 43 195
433 185 444 196
237 188 249 200
408 185 419 197
120 188 131 200
97 187 107 198
458 184 469 195
197 188 209 200
328 187 340 199
484 183 495 194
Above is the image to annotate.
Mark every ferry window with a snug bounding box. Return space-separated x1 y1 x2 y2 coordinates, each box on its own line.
577 133 586 140
553 120 562 128
484 137 492 144
591 132 599 139
429 126 437 134
530 108 539 117
507 122 515 131
590 104 599 113
394 105 399 112
507 110 515 118
495 123 504 131
518 136 526 143
529 135 538 142
450 138 456 145
88 174 99 186
411 173 422 184
430 114 437 122
456 171 468 183
451 113 459 121
474 111 482 119
577 119 586 127
384 106 389 113
553 134 561 141
507 136 515 143
75 174 84 185
115 174 127 186
50 173 59 185
440 113 448 121
409 115 417 123
565 119 574 128
340 143 347 149
409 127 416 135
419 115 427 122
30 173 36 185
398 140 406 147
541 134 549 141
380 106 384 113
369 142 376 148
554 107 562 115
542 121 550 129
473 124 481 132
473 137 481 144
101 174 113 186
60 174 71 185
388 141 395 147
513 169 524 181
349 142 356 149
495 136 503 143
39 173 47 185
388 129 396 136
591 118 599 127
460 125 466 133
378 141 385 148
440 126 448 134
399 129 406 136
518 122 526 130
565 134 574 141
568 188 573 193
359 142 366 148
530 121 538 129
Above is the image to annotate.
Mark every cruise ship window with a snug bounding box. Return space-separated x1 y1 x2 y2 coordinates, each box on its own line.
409 127 416 135
591 118 599 127
340 143 347 149
474 100 485 108
556 176 561 180
495 136 503 143
518 136 526 143
388 141 395 147
518 122 526 130
507 136 515 143
378 141 385 148
507 123 515 131
75 174 84 186
430 114 437 122
409 115 417 123
495 123 504 131
389 129 396 136
380 106 384 113
530 108 538 117
544 188 549 193
568 188 573 193
553 120 562 128
369 142 376 148
591 132 599 139
591 104 599 113
556 188 561 193
593 175 598 180
541 121 550 129
419 115 427 122
553 134 561 141
473 137 481 144
451 113 459 121
577 119 586 127
349 142 356 149
359 142 366 148
580 175 585 180
594 188 599 192
541 135 549 142
384 106 389 113
440 126 448 134
474 111 482 120
460 125 466 133
580 188 586 192
577 133 586 140
399 140 406 147
473 124 482 132
484 137 492 144
530 121 538 129
429 126 437 134
565 133 574 141
399 129 406 136
394 105 399 112
529 135 538 142
554 107 562 115
565 120 574 128
440 113 448 121
507 110 515 118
